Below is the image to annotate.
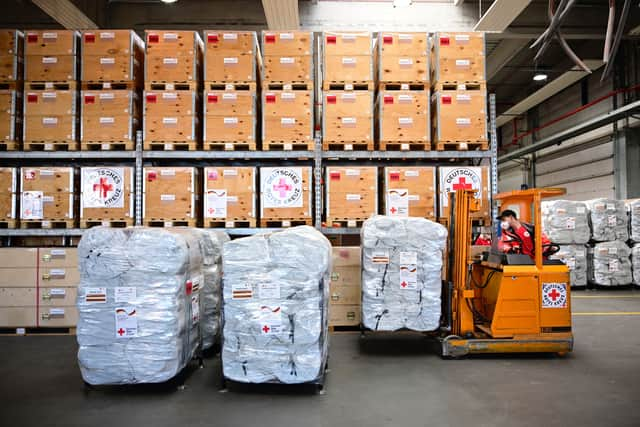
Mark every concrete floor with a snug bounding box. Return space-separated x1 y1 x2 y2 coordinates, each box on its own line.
1 289 640 427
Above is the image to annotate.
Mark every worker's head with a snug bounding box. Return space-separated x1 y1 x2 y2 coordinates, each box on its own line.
497 209 518 230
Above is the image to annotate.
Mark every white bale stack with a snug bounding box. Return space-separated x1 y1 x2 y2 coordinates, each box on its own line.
222 226 331 384
541 200 590 244
585 199 628 242
361 215 447 332
632 245 640 286
77 227 204 385
628 199 640 243
588 241 633 286
548 245 588 287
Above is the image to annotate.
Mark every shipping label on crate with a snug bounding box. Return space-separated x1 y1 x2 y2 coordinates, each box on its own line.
439 167 483 208
399 251 418 290
21 191 44 219
261 167 303 208
258 305 282 335
115 306 138 338
205 189 228 218
387 189 409 217
82 167 125 209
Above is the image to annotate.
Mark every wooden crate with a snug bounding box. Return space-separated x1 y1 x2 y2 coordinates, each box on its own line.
144 90 198 116
323 31 372 56
204 90 255 116
431 32 485 84
81 54 143 83
25 30 78 56
21 167 73 193
204 53 256 82
323 55 373 84
378 55 428 84
0 55 21 81
262 90 313 144
383 166 436 219
20 192 74 221
81 30 143 56
325 166 377 222
145 30 202 56
204 167 256 223
259 166 312 221
329 304 361 327
0 89 19 113
378 90 429 143
378 32 428 56
24 90 76 116
81 115 138 143
145 55 198 84
262 31 313 56
143 114 198 143
432 89 487 146
0 30 23 56
143 167 198 222
262 55 313 83
204 115 255 144
0 167 16 226
80 167 134 222
205 30 256 53
323 90 373 143
0 90 19 144
145 31 203 84
438 166 490 220
81 90 138 116
24 55 77 81
23 115 76 142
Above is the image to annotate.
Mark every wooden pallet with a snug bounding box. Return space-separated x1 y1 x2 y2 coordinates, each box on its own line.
143 219 197 227
145 82 198 91
326 218 367 228
322 81 374 91
378 82 428 91
329 325 360 333
435 140 489 151
322 142 374 151
19 219 75 229
143 142 198 151
263 142 314 151
0 81 20 90
23 142 79 151
0 219 17 229
81 81 138 90
203 142 256 151
25 81 76 91
82 141 135 151
0 327 76 336
0 142 18 151
432 81 486 92
204 218 257 228
80 219 134 229
205 81 256 91
259 218 313 228
379 141 431 151
262 82 312 91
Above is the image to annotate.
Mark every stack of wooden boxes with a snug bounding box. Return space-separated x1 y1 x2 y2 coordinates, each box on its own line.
0 167 17 228
322 31 374 151
377 32 430 151
80 30 143 151
143 167 199 227
23 30 79 151
382 167 436 219
261 31 315 151
0 248 79 331
325 166 377 227
19 167 74 229
329 247 362 328
431 32 488 151
144 31 202 150
203 30 257 151
203 166 256 228
0 30 22 151
80 166 135 228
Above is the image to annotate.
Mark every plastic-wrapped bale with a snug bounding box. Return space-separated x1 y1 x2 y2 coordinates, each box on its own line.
541 200 590 244
628 199 640 243
585 199 628 242
548 245 588 287
632 245 640 286
76 227 204 385
588 241 633 286
222 226 331 384
361 215 447 332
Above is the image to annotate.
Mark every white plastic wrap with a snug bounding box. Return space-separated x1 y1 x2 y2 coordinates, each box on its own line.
632 245 640 286
361 215 447 332
76 227 204 385
628 200 640 243
222 226 331 384
588 241 633 286
548 245 588 287
541 200 590 244
586 199 628 242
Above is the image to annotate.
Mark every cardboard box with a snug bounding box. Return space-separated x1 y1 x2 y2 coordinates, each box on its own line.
24 90 76 116
438 166 490 219
262 31 313 56
325 167 377 220
329 304 361 326
0 268 38 287
80 167 134 221
39 248 78 268
24 30 78 56
0 248 37 268
143 167 197 221
378 90 429 143
204 167 256 220
383 166 436 219
259 166 312 220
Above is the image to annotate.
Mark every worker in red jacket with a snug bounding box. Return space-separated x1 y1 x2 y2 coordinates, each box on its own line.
497 209 559 258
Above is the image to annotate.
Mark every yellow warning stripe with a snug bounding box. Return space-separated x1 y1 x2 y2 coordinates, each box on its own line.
572 312 640 316
573 295 640 299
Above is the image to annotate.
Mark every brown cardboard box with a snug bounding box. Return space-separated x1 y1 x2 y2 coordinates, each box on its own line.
0 248 38 268
39 248 78 268
0 268 38 287
329 304 361 326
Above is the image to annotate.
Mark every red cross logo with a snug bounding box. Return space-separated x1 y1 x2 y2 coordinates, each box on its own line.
93 177 113 199
117 328 125 336
208 207 214 214
262 325 270 333
401 281 407 288
273 178 292 198
390 207 397 214
548 289 561 301
452 177 473 190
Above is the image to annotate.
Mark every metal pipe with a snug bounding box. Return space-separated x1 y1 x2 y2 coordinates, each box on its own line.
533 0 577 64
601 0 631 81
603 0 615 63
548 0 590 73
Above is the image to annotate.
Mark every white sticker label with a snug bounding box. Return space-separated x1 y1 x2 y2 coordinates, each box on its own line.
115 287 136 303
541 283 568 308
609 259 619 272
342 117 357 125
115 307 138 338
49 308 65 316
99 93 115 100
281 92 296 100
398 58 413 66
162 92 177 99
21 191 44 220
455 34 470 42
85 287 107 303
82 168 126 209
346 194 361 201
160 194 175 201
162 117 178 125
49 288 66 296
259 306 282 335
342 57 356 65
345 169 360 176
43 32 58 39
223 57 239 64
222 33 238 40
42 92 57 99
191 294 200 325
608 215 617 226
566 217 576 230
163 57 178 65
398 34 413 41
455 59 470 67
258 283 280 299
223 117 238 125
42 57 58 64
100 32 115 39
398 94 413 103
399 251 418 290
99 117 115 124
405 170 419 177
456 118 471 126
50 249 66 256
608 246 618 255
408 195 420 201
49 269 65 277
232 283 253 299
280 57 295 64
280 117 295 126
387 189 409 217
576 206 585 214
606 203 616 211
100 57 115 65
42 117 58 125
398 117 413 126
261 167 304 208
341 93 356 101
280 33 294 40
223 169 238 176
222 93 237 101
160 169 175 176
372 249 390 264
163 33 178 40
205 190 227 218
456 94 471 102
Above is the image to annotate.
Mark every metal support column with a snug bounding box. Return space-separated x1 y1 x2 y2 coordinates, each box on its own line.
313 137 322 230
489 93 498 220
135 130 143 226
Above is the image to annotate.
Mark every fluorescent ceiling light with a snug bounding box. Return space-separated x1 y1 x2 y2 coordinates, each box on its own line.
533 73 548 82
161 0 178 4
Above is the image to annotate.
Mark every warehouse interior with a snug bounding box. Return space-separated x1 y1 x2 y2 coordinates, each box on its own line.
1 1 640 427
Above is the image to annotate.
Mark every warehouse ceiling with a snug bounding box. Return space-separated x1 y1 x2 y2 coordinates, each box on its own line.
3 0 640 118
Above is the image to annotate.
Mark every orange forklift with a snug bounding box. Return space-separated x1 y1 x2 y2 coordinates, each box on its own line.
441 187 574 357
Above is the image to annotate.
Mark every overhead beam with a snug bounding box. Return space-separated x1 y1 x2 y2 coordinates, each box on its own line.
496 59 604 128
474 0 533 32
32 0 97 29
261 0 300 30
487 39 530 80
454 0 465 5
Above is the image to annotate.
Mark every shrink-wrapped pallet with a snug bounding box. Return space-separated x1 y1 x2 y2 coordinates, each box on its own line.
548 245 588 287
76 227 204 385
628 200 640 243
361 215 447 332
632 245 640 286
585 199 628 242
222 226 331 384
588 241 632 286
541 200 590 244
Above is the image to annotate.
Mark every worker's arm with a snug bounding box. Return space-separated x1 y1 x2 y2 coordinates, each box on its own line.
515 227 534 256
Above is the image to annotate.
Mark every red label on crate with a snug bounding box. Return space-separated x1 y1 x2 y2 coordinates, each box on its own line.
185 280 193 295
265 94 276 103
148 34 159 43
27 34 38 43
84 33 95 43
326 35 336 44
27 94 38 103
207 170 218 180
147 171 157 181
208 94 218 103
390 172 401 181
265 34 276 43
440 37 450 46
84 95 95 104
207 33 219 43
442 95 452 105
330 171 341 181
383 35 393 44
326 95 336 104
383 95 394 104
146 94 157 103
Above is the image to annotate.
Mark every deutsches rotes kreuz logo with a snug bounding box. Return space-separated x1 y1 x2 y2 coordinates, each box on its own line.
83 168 125 208
263 168 303 208
541 283 568 308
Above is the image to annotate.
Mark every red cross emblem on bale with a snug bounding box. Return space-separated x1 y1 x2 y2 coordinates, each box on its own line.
452 177 473 190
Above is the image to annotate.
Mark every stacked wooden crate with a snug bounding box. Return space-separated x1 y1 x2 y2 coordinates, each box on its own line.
23 30 79 151
377 32 430 151
0 30 22 151
259 166 313 227
431 32 488 151
322 31 374 151
203 30 257 151
19 167 75 229
325 166 377 227
203 167 256 228
328 247 362 329
0 167 17 228
382 167 436 219
80 166 134 228
80 30 143 151
143 167 199 227
144 31 202 151
261 31 315 151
